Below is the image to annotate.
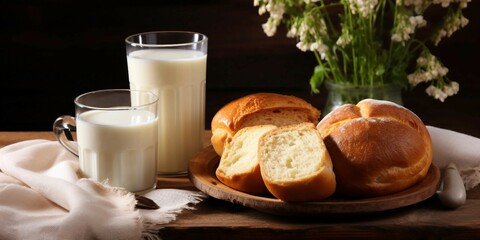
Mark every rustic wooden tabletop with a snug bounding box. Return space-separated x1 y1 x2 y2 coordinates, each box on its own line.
1 131 479 239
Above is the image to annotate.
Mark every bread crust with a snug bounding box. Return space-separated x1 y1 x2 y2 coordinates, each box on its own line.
216 163 267 195
317 99 432 197
211 93 320 156
262 167 336 202
258 123 336 202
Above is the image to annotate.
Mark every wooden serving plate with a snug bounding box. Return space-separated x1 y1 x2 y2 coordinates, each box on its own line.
188 146 441 216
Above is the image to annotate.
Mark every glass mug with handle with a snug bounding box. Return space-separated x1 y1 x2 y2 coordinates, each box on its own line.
53 89 159 193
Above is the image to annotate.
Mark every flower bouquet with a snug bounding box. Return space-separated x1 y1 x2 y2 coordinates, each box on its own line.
254 0 470 102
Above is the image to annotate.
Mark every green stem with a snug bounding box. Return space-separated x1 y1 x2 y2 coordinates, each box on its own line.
316 1 342 36
314 51 331 81
387 0 399 74
345 4 357 85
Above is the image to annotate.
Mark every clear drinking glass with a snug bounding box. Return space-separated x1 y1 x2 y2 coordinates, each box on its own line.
53 89 159 192
125 31 208 176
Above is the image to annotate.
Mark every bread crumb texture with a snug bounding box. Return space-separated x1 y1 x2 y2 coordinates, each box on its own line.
258 123 336 202
260 128 323 181
215 125 277 194
219 125 276 176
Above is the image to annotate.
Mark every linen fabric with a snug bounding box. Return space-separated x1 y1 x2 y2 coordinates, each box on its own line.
427 126 480 190
0 140 206 240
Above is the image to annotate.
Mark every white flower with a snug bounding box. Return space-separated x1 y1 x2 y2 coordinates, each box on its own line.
296 42 309 52
253 0 467 101
258 5 267 15
409 52 456 100
408 72 428 86
432 9 469 45
416 56 427 65
287 25 298 38
294 13 330 56
391 33 403 42
408 51 449 86
296 37 329 55
433 0 454 8
266 1 285 18
336 28 353 47
347 0 379 17
391 12 427 43
257 1 285 36
457 0 471 8
410 15 427 28
310 42 329 53
425 81 459 102
260 2 285 36
426 85 448 102
432 0 470 8
399 0 429 14
262 18 279 36
445 81 460 95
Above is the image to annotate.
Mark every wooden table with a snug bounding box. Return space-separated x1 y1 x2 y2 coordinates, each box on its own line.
1 132 480 239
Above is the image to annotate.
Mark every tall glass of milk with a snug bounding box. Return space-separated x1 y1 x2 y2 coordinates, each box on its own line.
53 89 159 193
125 31 208 176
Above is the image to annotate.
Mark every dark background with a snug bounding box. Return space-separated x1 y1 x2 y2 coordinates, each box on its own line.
1 0 479 137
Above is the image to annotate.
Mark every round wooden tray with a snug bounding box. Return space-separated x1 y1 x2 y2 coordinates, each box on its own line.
188 146 441 216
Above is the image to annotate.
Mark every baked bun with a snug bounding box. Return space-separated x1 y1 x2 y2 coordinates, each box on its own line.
216 125 277 195
258 123 336 202
316 99 432 197
211 93 320 156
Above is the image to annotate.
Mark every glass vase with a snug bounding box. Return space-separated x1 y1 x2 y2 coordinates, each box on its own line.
323 81 403 117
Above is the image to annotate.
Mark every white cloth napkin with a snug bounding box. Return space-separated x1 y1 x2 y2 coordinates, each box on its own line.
427 126 480 190
0 140 206 240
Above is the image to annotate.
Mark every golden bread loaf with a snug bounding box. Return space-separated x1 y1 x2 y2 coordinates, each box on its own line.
258 123 336 202
316 99 433 197
215 125 278 195
211 93 320 156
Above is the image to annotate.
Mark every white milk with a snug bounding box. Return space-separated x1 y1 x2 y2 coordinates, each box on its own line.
77 109 158 192
127 49 206 174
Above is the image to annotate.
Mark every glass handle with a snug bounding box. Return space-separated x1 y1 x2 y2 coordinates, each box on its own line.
53 115 79 157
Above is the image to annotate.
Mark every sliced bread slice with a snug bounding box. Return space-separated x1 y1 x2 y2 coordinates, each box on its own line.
215 125 278 194
258 123 336 202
